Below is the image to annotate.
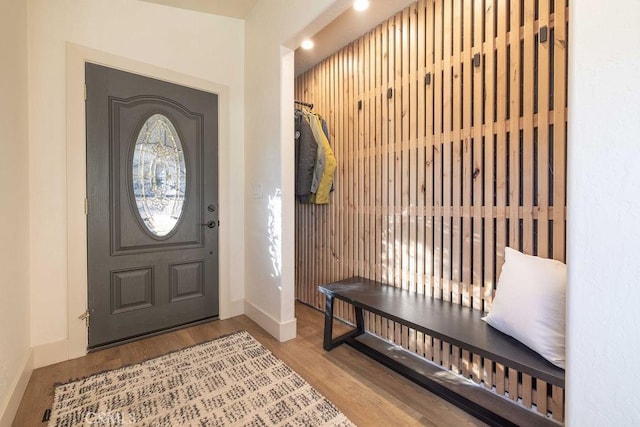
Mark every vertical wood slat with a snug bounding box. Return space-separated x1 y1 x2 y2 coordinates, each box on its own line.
471 0 484 314
394 11 402 293
433 0 443 304
523 0 536 257
357 35 364 282
495 0 509 299
441 0 452 305
344 49 352 317
553 0 567 263
415 0 426 357
450 0 462 375
451 0 462 308
431 0 444 364
461 0 473 309
321 59 328 310
380 21 390 342
552 384 565 422
294 0 567 422
336 50 343 290
388 16 398 342
508 367 519 402
537 0 551 259
402 7 411 293
425 0 435 304
407 3 418 353
537 379 549 415
495 362 506 395
482 0 496 390
372 25 381 337
394 11 404 347
400 7 411 350
509 0 521 254
369 29 376 277
484 0 496 309
523 374 533 407
361 32 369 283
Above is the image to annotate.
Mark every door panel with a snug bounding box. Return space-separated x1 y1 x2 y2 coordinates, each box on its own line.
86 63 218 348
111 97 203 253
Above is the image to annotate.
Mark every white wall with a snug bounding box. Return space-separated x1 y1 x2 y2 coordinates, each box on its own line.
567 0 640 425
12 0 640 422
243 0 348 340
0 0 32 423
27 0 245 350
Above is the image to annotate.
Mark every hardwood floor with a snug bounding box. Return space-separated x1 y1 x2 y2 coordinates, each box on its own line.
13 302 486 426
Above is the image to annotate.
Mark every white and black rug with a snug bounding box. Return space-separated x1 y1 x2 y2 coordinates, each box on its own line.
49 331 354 426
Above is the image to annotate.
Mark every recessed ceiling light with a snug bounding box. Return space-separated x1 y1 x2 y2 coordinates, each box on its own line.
353 0 370 12
301 39 314 50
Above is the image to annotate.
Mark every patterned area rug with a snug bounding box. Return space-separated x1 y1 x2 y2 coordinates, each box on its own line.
49 331 354 426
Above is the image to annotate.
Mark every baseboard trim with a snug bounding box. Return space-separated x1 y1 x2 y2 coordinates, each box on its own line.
244 300 297 342
32 298 246 368
0 349 33 427
33 339 69 369
220 298 244 320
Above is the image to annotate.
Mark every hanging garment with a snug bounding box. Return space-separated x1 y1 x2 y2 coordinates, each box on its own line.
294 109 317 201
301 109 326 195
307 113 336 204
320 117 335 193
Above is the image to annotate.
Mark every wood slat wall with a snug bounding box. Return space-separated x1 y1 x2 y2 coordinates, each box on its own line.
295 0 568 422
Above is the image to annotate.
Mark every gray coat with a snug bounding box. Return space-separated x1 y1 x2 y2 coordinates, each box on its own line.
295 110 318 202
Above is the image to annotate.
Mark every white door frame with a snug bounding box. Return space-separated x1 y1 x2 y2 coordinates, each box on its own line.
64 43 239 360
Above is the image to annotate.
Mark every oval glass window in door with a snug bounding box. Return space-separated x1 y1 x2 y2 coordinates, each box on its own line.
132 114 186 237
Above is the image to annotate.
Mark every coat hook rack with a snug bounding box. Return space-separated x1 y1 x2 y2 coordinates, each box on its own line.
295 100 314 109
473 53 481 67
539 26 548 43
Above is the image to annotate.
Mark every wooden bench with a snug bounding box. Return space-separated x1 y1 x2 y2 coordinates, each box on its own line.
318 276 565 427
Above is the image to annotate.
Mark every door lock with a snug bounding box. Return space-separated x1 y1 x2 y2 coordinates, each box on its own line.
202 220 216 228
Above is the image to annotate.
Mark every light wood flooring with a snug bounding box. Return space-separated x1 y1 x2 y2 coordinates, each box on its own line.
13 302 486 426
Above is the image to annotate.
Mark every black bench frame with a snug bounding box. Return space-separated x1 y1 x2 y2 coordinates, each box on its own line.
319 276 565 427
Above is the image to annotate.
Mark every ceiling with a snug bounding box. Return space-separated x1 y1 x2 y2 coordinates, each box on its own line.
138 0 415 75
138 0 258 19
294 0 415 76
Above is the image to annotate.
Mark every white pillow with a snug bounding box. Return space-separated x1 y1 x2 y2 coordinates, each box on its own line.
483 247 566 369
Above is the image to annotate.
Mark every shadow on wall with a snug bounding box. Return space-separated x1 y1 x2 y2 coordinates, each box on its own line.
378 215 490 309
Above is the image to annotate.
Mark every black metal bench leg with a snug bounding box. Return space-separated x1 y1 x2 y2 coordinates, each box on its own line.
355 306 364 334
323 295 366 351
323 295 335 351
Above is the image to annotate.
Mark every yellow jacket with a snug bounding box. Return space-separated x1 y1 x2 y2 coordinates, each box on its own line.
306 113 336 204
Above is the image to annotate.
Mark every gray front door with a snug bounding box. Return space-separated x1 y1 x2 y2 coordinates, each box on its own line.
86 63 219 349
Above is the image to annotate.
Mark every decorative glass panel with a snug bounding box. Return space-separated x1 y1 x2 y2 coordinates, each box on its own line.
132 114 186 237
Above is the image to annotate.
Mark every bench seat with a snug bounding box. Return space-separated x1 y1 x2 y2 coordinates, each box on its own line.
318 276 565 426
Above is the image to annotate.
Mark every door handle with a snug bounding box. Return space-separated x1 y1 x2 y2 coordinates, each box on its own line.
202 220 216 228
